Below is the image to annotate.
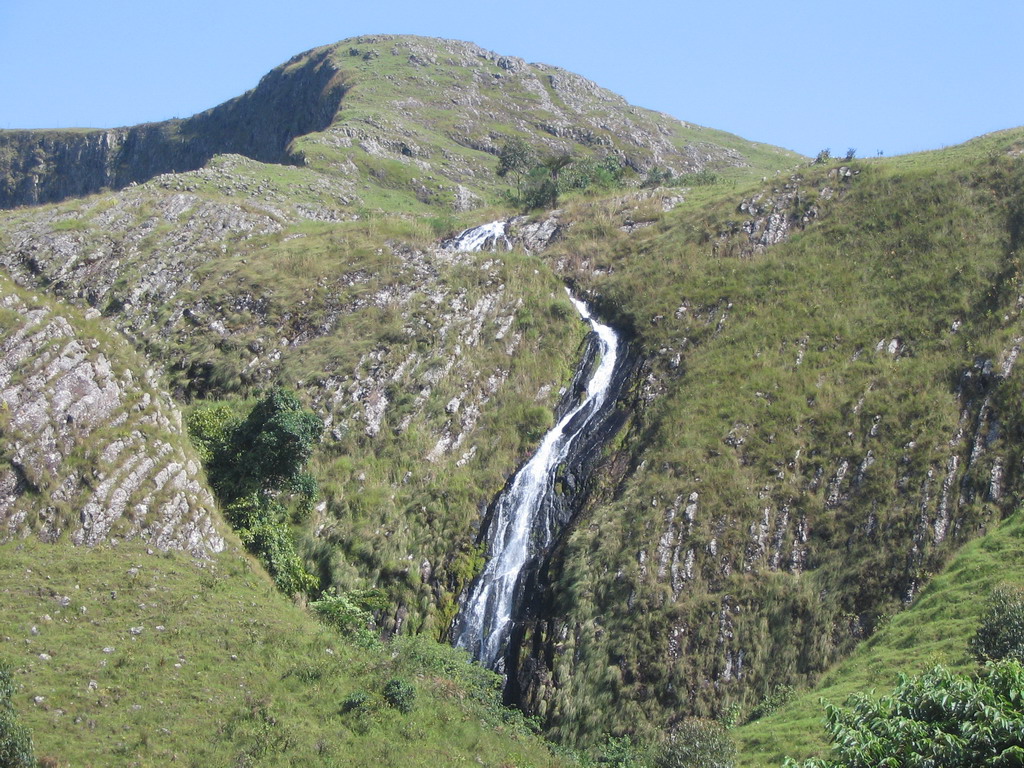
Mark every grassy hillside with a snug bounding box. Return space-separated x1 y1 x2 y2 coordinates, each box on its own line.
3 31 1024 762
508 127 1024 743
0 538 572 768
0 35 801 212
735 505 1024 765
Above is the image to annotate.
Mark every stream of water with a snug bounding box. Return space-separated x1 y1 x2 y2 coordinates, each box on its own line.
447 222 623 669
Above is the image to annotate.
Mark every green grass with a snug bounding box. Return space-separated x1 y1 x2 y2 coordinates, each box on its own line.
513 130 1024 744
734 507 1024 766
4 38 1024 758
0 538 573 768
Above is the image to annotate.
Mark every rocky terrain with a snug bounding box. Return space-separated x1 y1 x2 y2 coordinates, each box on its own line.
2 33 1023 765
0 35 800 212
0 274 223 556
0 46 346 208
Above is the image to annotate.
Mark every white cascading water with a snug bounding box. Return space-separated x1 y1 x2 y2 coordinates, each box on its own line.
446 222 622 668
444 219 512 252
454 294 619 667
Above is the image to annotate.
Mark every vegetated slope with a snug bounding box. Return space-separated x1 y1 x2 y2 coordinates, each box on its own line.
0 158 592 640
0 208 578 768
0 34 801 211
6 30 1024 758
0 33 800 646
733 505 1024 766
504 128 1024 744
0 538 572 768
0 272 223 555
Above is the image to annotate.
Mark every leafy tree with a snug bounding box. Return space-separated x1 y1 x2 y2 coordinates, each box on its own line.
231 387 323 497
497 137 535 199
187 388 323 596
541 152 574 182
970 583 1024 662
0 662 34 768
783 661 1024 767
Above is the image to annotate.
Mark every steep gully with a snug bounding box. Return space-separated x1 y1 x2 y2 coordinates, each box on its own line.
445 221 635 679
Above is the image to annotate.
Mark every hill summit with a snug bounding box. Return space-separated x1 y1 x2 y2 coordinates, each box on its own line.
0 34 799 210
4 32 1024 768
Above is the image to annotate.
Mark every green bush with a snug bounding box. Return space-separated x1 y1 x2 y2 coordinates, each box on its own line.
309 588 388 639
970 583 1024 662
747 683 795 722
521 174 560 210
784 661 1024 767
656 718 735 768
382 679 415 713
184 401 238 466
232 388 323 496
187 388 322 597
595 734 652 768
340 691 372 713
642 166 674 188
0 662 34 768
238 516 317 596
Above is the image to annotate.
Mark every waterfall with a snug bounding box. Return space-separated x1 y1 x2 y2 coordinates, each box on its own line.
444 220 512 252
445 220 625 669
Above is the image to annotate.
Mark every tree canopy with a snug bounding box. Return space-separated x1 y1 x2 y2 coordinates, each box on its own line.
785 661 1024 768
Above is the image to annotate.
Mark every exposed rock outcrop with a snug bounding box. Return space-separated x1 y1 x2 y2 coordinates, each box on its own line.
0 35 801 212
0 46 346 208
0 276 223 555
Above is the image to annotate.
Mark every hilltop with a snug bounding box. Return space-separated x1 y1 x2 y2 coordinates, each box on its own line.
1 33 1024 767
0 34 800 211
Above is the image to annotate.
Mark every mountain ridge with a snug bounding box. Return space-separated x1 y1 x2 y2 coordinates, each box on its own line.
0 34 801 211
2 33 1024 767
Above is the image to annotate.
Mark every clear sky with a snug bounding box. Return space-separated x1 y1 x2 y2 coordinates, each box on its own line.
2 0 1021 158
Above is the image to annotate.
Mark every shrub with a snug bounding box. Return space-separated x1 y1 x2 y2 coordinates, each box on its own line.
187 389 322 597
238 517 317 596
596 734 652 768
340 691 372 713
0 662 34 768
783 661 1024 768
656 718 735 768
382 679 415 713
970 583 1024 662
747 683 795 722
185 401 238 466
521 174 559 210
642 167 674 188
309 588 388 638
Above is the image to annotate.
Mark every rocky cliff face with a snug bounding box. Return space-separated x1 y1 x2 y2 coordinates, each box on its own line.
0 35 800 212
499 146 1024 742
0 275 223 555
4 32 1019 753
0 172 592 637
0 46 346 208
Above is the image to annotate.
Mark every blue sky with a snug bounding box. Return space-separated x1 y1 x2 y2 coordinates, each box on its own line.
2 0 1021 157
